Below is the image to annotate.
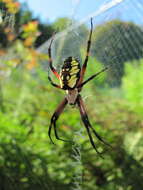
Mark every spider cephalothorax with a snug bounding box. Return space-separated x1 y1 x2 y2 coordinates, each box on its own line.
48 18 110 155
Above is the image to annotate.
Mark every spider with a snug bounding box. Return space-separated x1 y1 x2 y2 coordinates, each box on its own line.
48 18 110 155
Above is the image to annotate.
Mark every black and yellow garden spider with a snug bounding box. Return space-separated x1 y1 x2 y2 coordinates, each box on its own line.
48 18 110 155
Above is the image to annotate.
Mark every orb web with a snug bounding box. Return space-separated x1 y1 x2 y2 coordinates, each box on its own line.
38 0 143 87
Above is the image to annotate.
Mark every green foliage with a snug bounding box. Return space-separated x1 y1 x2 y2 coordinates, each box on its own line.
0 4 143 189
92 20 143 86
122 59 143 114
1 47 143 189
53 17 71 31
0 1 54 48
0 62 74 189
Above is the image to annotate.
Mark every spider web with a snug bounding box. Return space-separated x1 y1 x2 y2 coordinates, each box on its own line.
1 0 143 189
38 0 143 86
37 2 143 185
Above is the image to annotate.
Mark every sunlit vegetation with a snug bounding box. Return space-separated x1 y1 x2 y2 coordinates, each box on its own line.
0 1 143 190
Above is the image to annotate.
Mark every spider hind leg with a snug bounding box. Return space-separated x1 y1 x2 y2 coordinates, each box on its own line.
89 124 112 148
77 95 110 155
81 114 104 157
49 114 69 143
48 98 71 144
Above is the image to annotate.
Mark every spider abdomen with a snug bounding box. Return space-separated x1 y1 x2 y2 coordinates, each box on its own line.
60 56 81 90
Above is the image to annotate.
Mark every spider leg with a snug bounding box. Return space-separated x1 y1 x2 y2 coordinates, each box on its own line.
78 67 108 89
48 98 70 144
77 95 111 155
77 18 93 87
48 34 61 80
77 95 101 156
48 75 63 90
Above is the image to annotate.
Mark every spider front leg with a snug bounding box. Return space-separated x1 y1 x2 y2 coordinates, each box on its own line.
48 34 61 80
48 75 63 90
48 97 70 144
77 18 93 87
48 35 63 90
78 67 108 88
77 95 111 155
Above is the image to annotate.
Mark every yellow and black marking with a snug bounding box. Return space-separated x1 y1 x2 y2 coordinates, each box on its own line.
60 56 81 90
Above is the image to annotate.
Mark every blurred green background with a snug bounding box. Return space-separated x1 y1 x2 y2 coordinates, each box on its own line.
0 0 143 190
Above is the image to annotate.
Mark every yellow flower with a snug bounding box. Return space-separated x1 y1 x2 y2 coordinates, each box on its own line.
23 21 38 33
